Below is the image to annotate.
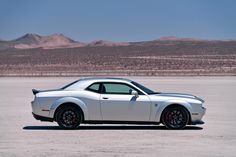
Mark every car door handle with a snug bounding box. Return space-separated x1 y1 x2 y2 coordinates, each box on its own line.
102 97 109 99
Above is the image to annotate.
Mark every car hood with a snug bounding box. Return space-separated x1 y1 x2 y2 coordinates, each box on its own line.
153 92 204 103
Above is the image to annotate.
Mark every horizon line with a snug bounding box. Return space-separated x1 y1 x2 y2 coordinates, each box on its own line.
1 33 236 42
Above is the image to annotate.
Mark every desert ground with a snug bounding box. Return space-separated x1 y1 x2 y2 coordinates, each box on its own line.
0 77 236 157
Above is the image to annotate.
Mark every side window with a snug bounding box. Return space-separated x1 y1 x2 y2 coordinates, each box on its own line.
102 83 136 94
86 83 100 93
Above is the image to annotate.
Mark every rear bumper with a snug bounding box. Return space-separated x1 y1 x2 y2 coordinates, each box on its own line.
32 112 53 122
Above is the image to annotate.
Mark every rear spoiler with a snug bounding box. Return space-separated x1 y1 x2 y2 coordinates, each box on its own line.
32 88 60 95
32 89 40 95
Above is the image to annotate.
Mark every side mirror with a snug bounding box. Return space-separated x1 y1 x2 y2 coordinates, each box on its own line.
131 90 139 97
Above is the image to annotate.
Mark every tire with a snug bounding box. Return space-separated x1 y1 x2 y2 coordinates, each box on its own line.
56 106 82 129
162 106 189 129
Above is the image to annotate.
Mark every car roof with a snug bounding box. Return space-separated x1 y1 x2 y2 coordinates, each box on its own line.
79 77 132 82
64 77 133 90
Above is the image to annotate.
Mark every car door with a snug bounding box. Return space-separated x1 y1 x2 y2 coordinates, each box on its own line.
100 82 151 121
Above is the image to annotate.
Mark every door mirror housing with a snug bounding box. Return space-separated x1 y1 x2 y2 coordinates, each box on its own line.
131 90 139 97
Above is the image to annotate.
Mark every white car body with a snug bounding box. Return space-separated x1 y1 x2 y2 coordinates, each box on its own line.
31 77 206 129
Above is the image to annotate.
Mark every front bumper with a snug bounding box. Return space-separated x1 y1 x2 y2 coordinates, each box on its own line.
32 112 53 122
189 120 205 125
190 106 206 125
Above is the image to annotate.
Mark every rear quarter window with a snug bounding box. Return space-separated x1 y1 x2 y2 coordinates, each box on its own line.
86 83 100 93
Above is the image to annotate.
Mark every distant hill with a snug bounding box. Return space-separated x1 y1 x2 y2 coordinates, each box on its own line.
1 34 235 50
159 36 199 41
12 33 86 49
88 40 129 47
0 33 130 50
13 33 42 44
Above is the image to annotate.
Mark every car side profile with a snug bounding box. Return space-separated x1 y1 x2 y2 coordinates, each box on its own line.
31 77 206 129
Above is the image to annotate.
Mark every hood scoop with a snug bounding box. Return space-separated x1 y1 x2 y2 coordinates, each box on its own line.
157 92 196 99
156 92 204 103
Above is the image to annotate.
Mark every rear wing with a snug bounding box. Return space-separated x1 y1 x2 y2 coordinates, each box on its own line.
32 89 40 95
32 88 60 95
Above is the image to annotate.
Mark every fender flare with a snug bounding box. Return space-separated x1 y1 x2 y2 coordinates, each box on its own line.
154 99 192 122
48 97 89 120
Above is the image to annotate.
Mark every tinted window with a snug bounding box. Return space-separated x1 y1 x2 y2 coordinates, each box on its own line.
86 83 100 93
102 83 137 94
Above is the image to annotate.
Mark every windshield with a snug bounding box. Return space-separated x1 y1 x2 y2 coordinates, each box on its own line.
131 81 157 94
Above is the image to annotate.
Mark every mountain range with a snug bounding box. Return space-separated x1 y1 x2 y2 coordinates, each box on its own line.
1 33 231 50
0 33 131 50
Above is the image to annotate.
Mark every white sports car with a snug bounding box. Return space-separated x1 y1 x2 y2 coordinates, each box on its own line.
31 77 206 129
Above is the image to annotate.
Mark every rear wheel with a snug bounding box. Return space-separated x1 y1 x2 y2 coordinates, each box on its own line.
162 106 189 129
56 106 82 129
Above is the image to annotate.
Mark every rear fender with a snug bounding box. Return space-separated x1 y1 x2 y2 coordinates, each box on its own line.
48 97 89 120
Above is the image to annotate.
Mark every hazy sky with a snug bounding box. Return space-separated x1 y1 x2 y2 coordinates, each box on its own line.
0 0 236 42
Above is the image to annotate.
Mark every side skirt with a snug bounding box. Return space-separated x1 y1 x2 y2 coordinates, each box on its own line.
83 120 160 125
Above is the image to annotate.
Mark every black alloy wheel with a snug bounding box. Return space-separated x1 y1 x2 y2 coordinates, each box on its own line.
162 106 189 129
56 106 81 129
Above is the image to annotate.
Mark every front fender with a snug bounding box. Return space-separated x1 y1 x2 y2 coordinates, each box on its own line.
154 99 192 122
48 97 89 120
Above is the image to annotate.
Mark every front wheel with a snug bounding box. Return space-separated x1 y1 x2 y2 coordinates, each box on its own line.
56 106 82 129
162 106 189 129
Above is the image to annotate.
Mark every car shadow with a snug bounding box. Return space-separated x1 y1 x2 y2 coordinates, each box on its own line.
23 125 203 130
